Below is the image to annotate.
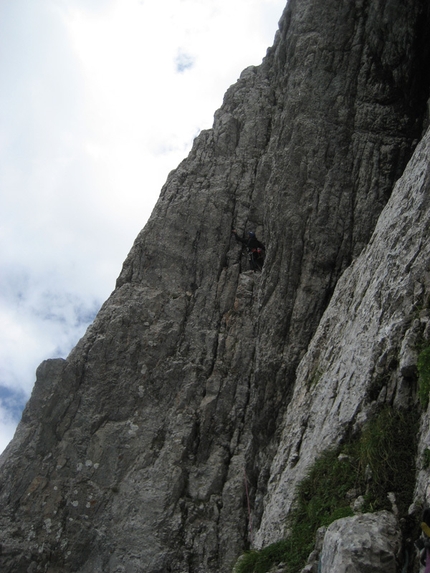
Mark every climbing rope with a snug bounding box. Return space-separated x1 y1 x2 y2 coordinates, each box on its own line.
243 468 253 545
401 548 409 573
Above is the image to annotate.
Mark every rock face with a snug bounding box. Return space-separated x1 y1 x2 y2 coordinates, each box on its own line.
255 121 430 548
319 512 401 573
1 1 430 572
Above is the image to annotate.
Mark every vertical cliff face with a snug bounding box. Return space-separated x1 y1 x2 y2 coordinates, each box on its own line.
257 121 430 548
1 1 430 572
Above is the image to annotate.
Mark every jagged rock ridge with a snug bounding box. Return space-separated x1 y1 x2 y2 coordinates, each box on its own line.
1 0 430 572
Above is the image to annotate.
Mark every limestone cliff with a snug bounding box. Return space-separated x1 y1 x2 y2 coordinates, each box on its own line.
1 0 430 572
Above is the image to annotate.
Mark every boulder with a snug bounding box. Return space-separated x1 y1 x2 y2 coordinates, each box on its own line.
319 512 401 573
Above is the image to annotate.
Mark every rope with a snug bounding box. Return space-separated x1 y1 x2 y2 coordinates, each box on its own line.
244 468 253 546
401 548 409 573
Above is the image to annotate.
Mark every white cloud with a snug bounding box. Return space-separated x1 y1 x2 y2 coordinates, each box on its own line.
0 397 24 455
0 0 286 453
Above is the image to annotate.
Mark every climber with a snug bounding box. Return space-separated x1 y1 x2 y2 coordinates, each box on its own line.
232 229 266 271
415 508 430 572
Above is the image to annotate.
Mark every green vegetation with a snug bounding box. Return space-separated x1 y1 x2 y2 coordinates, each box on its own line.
308 366 323 388
422 448 430 470
358 407 417 515
418 345 430 408
234 407 418 573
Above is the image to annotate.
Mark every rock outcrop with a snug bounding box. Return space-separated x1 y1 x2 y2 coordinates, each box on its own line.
1 0 430 572
319 512 401 573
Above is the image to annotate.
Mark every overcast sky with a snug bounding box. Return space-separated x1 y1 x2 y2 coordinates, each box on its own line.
0 0 286 453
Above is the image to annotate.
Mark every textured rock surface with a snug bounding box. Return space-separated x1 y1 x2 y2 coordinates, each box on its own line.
255 123 430 547
319 511 401 573
1 0 430 572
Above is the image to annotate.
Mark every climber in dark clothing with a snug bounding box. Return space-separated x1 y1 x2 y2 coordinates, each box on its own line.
232 229 266 271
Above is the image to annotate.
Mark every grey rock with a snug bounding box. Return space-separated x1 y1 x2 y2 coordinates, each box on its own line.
256 121 430 548
1 0 430 572
352 496 366 514
319 511 401 573
300 526 326 573
399 319 421 379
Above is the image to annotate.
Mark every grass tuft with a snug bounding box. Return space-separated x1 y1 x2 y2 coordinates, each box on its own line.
418 346 430 408
234 406 418 573
423 448 430 470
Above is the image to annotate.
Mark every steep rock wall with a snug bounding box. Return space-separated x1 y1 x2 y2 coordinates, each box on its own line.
256 123 430 548
1 1 430 572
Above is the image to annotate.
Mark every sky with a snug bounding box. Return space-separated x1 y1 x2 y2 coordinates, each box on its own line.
0 0 286 454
